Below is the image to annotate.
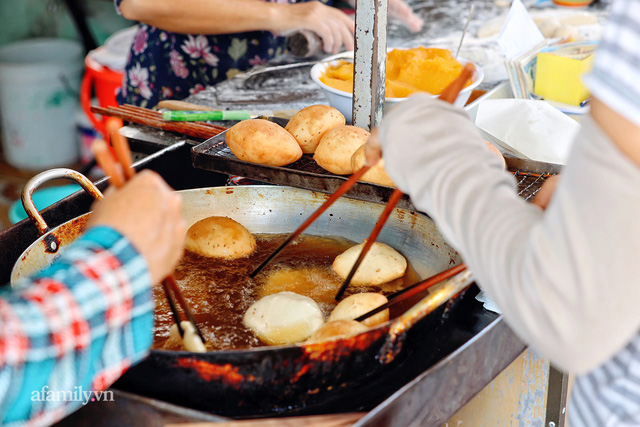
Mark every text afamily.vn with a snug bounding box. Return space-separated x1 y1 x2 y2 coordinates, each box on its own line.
31 386 114 405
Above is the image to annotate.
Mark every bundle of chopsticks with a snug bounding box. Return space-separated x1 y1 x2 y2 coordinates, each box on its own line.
250 63 477 317
92 121 206 346
91 104 227 140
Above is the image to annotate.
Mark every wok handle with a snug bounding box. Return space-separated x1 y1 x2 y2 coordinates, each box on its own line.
379 269 475 364
22 168 103 237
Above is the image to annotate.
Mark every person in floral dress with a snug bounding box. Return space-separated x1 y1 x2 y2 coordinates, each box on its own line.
114 0 422 108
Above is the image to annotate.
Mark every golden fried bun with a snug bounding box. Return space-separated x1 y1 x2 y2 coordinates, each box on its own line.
285 105 346 153
259 267 340 306
314 125 370 175
332 241 407 286
185 216 256 259
243 291 324 345
226 119 302 166
166 321 207 352
307 320 368 342
329 292 389 328
350 144 395 187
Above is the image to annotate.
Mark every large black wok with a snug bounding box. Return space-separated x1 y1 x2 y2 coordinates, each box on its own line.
12 169 472 417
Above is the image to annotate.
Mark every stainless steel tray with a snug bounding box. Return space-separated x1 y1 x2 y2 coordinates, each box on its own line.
191 117 415 209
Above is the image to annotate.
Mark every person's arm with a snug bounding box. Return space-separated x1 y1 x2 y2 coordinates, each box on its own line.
0 171 185 426
370 94 640 374
117 0 355 54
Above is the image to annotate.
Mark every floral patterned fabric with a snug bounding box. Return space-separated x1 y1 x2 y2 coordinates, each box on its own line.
114 0 330 108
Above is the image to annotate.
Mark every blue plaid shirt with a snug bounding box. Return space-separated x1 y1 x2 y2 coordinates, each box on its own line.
0 226 153 426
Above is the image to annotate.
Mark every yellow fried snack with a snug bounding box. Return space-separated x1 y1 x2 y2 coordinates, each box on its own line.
314 125 370 175
285 105 346 154
328 292 389 328
332 241 407 285
350 144 395 187
185 216 256 259
320 47 471 98
307 320 368 342
226 119 302 166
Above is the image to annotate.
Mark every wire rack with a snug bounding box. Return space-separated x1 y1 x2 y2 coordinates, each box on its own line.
192 118 561 207
512 170 556 202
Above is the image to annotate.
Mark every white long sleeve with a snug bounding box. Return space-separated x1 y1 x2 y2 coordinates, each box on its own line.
379 94 640 373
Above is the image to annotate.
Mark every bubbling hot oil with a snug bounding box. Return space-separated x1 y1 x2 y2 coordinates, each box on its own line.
153 234 420 351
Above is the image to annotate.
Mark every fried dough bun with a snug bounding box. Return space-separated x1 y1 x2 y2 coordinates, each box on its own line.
166 321 207 353
285 105 346 153
332 241 407 286
243 291 324 345
314 125 370 174
259 266 340 305
226 119 302 166
185 216 256 259
350 144 395 187
329 292 389 328
307 319 368 342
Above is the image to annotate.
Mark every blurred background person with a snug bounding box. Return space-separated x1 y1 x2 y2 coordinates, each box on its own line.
114 0 423 108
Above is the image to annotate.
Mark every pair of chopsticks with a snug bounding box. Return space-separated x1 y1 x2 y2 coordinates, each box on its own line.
355 263 467 322
90 104 227 140
251 63 476 301
91 122 206 345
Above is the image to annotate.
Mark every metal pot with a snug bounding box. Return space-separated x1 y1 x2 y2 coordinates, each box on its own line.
12 169 472 417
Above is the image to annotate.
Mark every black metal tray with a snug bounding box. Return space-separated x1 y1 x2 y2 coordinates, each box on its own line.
191 118 562 209
191 117 415 209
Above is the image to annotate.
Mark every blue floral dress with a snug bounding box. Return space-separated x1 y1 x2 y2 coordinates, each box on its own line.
114 0 331 108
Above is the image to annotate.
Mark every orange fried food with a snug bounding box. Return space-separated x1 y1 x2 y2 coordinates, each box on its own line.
320 47 471 98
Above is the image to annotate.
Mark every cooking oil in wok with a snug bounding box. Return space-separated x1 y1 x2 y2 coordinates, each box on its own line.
153 234 420 351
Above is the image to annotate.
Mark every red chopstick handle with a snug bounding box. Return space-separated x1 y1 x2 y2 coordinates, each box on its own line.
438 63 475 104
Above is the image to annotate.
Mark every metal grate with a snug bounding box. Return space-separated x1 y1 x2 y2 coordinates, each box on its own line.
192 118 562 208
512 170 556 202
191 119 413 209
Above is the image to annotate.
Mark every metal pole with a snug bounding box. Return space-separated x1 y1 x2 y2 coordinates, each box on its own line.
352 0 388 130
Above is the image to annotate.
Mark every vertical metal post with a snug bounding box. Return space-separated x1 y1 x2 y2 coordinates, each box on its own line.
545 366 569 427
352 0 388 130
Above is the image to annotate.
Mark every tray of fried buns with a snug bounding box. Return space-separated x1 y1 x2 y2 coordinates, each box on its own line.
191 91 561 208
191 108 415 210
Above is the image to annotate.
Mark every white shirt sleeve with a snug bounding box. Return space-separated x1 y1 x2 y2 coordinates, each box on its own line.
378 94 640 373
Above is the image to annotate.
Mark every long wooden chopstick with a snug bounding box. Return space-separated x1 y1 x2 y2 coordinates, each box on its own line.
108 124 207 344
334 64 476 300
334 188 404 300
354 263 468 322
251 64 476 280
95 125 206 344
249 164 371 278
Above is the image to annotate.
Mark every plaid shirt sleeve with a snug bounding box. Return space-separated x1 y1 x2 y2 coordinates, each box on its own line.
582 0 640 127
0 226 154 427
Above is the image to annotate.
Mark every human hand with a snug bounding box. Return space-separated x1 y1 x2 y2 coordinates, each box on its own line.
533 174 560 210
389 0 423 33
87 170 186 284
364 127 383 167
283 1 355 54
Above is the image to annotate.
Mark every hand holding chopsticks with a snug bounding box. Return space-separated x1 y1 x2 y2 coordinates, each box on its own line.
91 124 206 347
250 63 476 301
335 63 476 300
